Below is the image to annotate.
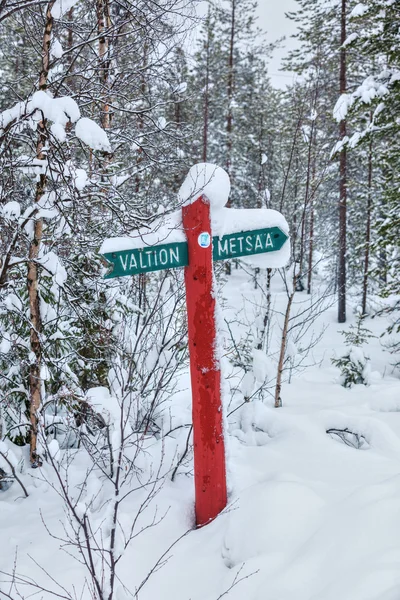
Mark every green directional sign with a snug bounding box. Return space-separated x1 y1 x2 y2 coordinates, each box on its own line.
101 227 288 278
212 226 288 262
102 241 188 278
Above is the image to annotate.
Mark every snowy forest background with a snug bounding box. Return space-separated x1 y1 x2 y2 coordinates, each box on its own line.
1 0 400 598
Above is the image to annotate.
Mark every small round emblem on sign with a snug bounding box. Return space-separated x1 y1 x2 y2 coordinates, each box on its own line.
198 232 211 248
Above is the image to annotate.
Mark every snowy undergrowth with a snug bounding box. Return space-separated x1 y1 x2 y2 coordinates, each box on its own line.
2 268 400 600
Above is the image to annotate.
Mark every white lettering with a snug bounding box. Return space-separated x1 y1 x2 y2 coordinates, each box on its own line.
129 253 138 270
245 235 253 251
139 252 146 268
159 249 168 265
265 233 273 248
229 237 236 254
119 254 129 271
145 251 153 267
255 235 263 250
237 236 244 253
169 247 180 264
153 251 158 266
218 239 229 256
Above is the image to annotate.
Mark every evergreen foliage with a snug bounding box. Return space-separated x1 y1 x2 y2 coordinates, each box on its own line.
332 310 374 387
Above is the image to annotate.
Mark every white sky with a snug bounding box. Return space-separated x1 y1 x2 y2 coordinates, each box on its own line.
256 0 298 89
194 0 299 90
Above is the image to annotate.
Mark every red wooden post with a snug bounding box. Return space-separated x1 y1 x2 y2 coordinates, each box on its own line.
182 195 227 527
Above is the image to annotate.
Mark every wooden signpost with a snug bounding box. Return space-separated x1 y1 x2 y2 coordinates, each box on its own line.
101 192 289 527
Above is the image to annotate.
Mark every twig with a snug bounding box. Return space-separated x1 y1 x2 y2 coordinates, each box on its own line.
0 451 28 498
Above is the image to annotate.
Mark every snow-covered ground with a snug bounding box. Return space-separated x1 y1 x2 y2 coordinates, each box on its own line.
2 267 400 600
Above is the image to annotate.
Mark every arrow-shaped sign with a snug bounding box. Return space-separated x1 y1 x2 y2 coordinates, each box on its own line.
101 226 288 279
212 226 288 262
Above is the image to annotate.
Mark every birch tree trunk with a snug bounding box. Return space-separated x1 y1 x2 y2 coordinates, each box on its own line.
274 291 295 408
97 0 111 131
28 0 55 466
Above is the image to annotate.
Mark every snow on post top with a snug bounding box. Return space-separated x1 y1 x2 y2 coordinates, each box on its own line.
178 163 230 210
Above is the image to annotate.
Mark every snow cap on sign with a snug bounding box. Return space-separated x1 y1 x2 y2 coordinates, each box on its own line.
178 163 230 209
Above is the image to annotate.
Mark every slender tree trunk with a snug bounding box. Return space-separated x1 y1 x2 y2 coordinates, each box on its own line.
293 153 305 291
225 0 235 205
299 118 315 280
275 291 295 408
275 112 311 406
379 247 387 284
378 156 388 284
103 0 112 130
257 113 265 207
338 0 347 323
279 116 302 213
95 0 112 206
135 43 148 194
174 91 182 192
362 131 373 315
224 1 235 273
66 7 74 93
28 0 55 466
307 155 316 294
97 0 111 130
307 119 318 294
202 8 211 163
257 268 272 352
67 7 73 47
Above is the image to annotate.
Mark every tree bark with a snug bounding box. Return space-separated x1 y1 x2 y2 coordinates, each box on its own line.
66 7 74 94
275 291 295 408
307 165 316 295
362 130 373 315
299 116 315 280
97 0 111 131
28 0 55 466
279 115 302 213
257 113 266 207
224 0 235 275
307 124 317 294
225 0 235 206
338 0 347 323
257 268 272 351
202 8 211 163
135 43 148 194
